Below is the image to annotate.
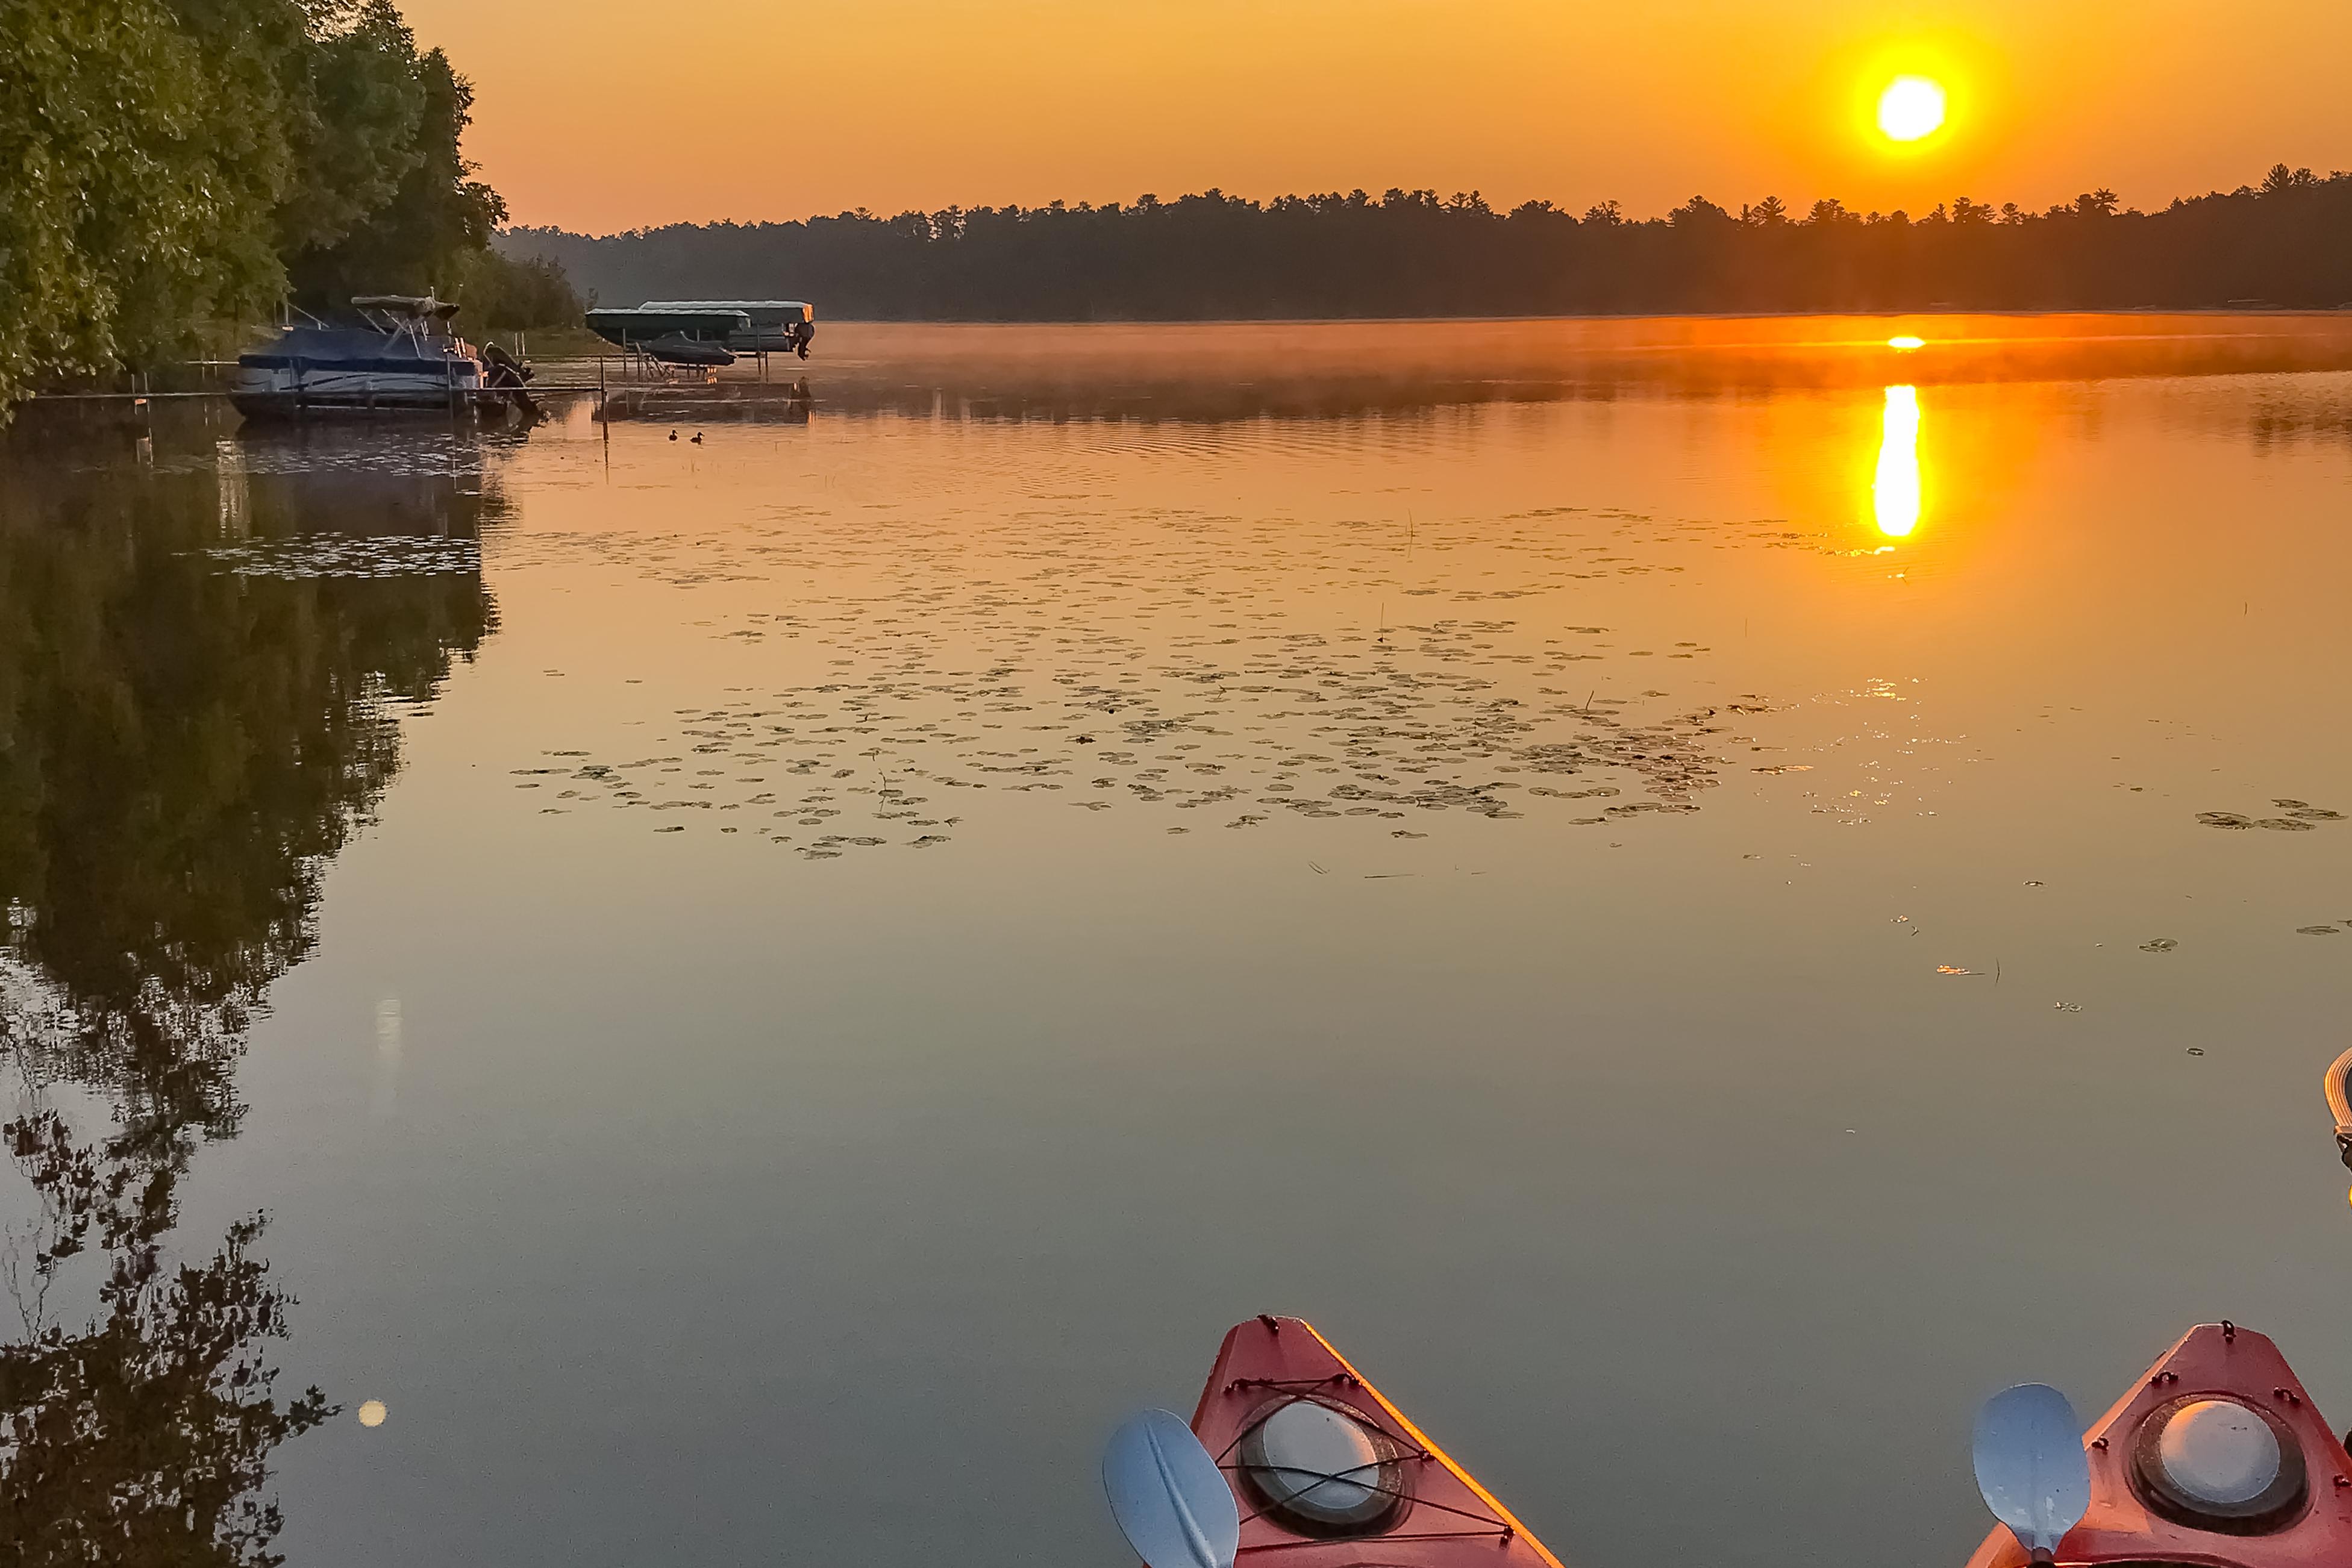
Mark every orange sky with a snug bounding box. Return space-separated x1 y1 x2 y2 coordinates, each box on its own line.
404 0 2352 235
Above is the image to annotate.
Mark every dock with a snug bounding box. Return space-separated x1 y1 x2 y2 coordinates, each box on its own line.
23 352 815 426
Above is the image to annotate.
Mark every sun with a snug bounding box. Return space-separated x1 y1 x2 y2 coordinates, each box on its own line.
1877 76 1947 142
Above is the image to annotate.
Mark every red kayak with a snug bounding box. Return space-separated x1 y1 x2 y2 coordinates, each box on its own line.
1965 1322 2352 1567
1179 1314 1566 1568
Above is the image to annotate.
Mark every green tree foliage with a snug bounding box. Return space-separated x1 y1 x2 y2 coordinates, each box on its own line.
513 165 2352 319
0 0 295 399
278 1 434 254
287 38 507 305
0 0 504 407
451 248 585 330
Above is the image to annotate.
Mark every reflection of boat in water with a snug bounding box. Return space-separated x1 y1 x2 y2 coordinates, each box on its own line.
234 296 527 418
220 426 517 543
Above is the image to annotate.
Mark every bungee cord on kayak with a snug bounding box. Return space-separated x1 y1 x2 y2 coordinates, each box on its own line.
1104 1317 1565 1568
1218 1400 1519 1545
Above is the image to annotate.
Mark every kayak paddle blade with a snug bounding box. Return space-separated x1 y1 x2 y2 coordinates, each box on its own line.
1973 1382 2091 1557
1101 1408 1240 1568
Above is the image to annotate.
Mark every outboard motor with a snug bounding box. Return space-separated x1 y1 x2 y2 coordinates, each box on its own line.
481 342 539 419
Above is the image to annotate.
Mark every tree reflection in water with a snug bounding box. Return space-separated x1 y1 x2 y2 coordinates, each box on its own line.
0 429 501 1563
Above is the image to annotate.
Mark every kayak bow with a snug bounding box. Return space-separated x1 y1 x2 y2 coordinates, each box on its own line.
1171 1314 1569 1568
1962 1322 2352 1567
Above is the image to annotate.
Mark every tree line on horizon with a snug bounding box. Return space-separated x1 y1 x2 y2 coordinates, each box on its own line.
508 163 2352 320
0 0 581 411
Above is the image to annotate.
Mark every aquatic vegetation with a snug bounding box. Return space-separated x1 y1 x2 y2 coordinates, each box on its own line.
501 505 1745 857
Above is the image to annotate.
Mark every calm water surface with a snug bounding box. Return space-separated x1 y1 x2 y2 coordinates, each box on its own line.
5 317 2352 1567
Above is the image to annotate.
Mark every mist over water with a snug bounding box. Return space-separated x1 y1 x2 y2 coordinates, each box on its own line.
5 317 2352 1568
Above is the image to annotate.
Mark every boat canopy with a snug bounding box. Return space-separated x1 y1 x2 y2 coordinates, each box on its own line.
351 295 461 319
639 300 815 326
585 307 753 346
242 326 465 366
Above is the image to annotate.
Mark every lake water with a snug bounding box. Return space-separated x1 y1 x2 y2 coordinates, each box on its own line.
6 316 2352 1567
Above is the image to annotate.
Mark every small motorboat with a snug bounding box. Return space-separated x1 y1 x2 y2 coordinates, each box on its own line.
1101 1315 1568 1568
636 333 736 368
638 299 816 358
233 296 494 417
584 307 748 367
480 342 539 419
1965 1322 2352 1567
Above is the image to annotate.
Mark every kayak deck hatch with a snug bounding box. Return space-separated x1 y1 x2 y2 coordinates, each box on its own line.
1186 1314 1568 1568
1963 1322 2352 1568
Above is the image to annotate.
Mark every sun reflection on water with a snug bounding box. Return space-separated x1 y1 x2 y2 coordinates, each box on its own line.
1873 384 1922 537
